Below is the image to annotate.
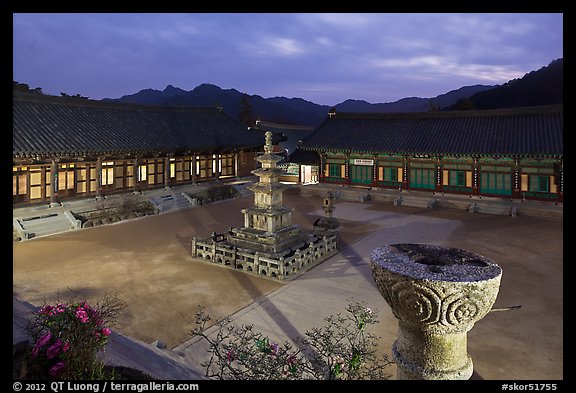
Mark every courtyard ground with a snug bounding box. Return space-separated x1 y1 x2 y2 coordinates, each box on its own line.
13 187 562 380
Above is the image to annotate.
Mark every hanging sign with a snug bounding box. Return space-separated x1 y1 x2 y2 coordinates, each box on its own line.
353 159 374 166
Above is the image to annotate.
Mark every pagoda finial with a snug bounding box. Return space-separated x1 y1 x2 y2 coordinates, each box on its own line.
265 131 273 146
264 131 273 154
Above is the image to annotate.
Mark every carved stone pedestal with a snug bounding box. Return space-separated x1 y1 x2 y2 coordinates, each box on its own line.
370 244 502 380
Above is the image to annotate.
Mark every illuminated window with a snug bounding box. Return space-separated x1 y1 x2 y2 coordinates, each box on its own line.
138 165 147 182
101 161 114 186
58 164 76 190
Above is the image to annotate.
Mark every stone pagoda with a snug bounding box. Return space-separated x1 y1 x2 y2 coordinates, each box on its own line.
227 131 307 255
191 131 338 280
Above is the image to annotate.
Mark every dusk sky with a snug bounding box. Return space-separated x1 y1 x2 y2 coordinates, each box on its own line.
13 13 563 106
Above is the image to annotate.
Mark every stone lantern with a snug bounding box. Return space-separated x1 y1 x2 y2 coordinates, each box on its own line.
314 191 340 230
370 244 502 380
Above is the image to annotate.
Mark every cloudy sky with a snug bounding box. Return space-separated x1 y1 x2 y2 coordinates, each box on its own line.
13 13 563 106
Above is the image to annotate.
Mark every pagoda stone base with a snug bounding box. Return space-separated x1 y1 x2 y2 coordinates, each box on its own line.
227 225 308 255
191 230 338 281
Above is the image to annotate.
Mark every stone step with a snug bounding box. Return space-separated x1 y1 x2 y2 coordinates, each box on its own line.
469 202 516 216
394 195 437 209
15 212 75 239
150 193 193 213
231 182 252 197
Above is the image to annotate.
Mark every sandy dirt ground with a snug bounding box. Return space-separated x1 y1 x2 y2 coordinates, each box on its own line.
13 189 370 348
13 188 562 379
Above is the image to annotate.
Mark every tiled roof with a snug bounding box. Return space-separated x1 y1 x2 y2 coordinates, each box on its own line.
300 105 563 157
289 148 320 165
13 93 265 159
254 121 314 154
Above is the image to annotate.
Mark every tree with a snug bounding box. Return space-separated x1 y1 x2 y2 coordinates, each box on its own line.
454 97 475 110
191 300 393 380
238 93 255 126
428 99 441 112
61 92 89 100
13 81 43 95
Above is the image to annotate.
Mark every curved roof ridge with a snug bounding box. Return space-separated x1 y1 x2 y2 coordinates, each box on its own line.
331 104 563 119
13 92 221 113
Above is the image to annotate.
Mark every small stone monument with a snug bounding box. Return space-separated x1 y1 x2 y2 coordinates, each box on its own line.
370 244 502 380
314 191 340 230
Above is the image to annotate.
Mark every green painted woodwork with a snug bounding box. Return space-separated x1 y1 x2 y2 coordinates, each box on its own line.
350 165 373 185
480 172 512 195
410 169 435 190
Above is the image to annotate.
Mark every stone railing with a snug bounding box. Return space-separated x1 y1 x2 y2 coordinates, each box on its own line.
192 234 338 281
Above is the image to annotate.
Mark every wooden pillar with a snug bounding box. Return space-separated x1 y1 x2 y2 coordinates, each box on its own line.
234 152 239 178
41 165 48 202
164 156 171 190
558 160 563 202
512 157 520 199
345 154 351 186
132 157 139 193
49 159 59 206
402 156 409 191
472 157 480 196
435 156 442 192
372 155 378 188
95 156 103 199
318 152 325 184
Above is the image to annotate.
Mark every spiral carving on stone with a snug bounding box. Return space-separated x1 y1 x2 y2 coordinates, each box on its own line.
390 281 442 325
374 272 496 330
442 293 480 326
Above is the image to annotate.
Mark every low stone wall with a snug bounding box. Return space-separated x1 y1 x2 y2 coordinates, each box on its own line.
186 184 239 205
191 234 338 281
74 200 158 228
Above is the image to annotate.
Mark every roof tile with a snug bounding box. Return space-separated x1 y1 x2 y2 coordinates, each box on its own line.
13 93 265 158
301 106 563 156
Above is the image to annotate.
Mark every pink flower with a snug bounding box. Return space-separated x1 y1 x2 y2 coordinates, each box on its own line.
49 361 65 377
62 341 70 352
37 332 52 348
226 349 235 364
75 309 89 323
269 343 279 356
47 341 63 359
39 305 53 315
101 327 111 336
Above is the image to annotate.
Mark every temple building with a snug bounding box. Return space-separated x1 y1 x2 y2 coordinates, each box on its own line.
291 105 563 202
13 93 268 206
252 120 316 184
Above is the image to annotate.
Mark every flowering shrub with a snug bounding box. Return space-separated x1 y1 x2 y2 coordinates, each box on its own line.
26 295 124 379
191 300 393 380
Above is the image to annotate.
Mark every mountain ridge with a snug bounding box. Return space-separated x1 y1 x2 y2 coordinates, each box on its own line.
101 58 562 126
447 58 563 110
103 83 495 126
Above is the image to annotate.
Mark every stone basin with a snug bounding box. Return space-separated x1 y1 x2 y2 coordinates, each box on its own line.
370 244 502 380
